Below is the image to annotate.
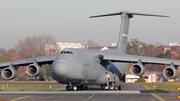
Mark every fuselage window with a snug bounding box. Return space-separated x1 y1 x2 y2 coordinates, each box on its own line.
63 51 67 54
60 51 63 54
71 51 73 54
67 51 70 54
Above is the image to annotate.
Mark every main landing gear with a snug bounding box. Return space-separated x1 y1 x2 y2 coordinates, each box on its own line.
79 85 88 90
66 83 88 91
66 85 79 91
101 83 122 90
66 82 121 91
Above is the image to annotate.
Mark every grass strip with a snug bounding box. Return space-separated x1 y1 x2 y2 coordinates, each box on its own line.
141 82 180 90
0 84 61 91
0 81 57 83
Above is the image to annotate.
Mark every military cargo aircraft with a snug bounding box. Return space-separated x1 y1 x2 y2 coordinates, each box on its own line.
0 11 179 91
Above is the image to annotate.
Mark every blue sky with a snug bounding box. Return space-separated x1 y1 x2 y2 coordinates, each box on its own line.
0 0 180 49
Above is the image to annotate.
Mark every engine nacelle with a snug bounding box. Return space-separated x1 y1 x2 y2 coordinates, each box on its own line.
26 61 41 76
2 65 17 80
130 61 145 76
163 64 177 79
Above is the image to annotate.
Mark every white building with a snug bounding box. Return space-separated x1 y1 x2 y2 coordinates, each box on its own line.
111 43 117 47
169 42 180 46
56 42 85 50
125 73 175 83
45 42 85 54
125 73 158 83
125 74 140 83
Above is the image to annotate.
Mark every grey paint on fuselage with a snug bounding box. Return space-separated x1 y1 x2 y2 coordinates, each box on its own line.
51 48 129 85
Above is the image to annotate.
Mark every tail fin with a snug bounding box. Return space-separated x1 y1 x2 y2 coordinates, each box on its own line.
90 11 169 52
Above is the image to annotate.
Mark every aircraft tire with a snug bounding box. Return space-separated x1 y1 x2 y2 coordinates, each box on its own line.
101 85 105 90
119 85 121 90
80 85 87 90
114 85 118 90
85 85 88 90
73 86 77 91
77 86 80 90
80 85 84 90
66 86 70 91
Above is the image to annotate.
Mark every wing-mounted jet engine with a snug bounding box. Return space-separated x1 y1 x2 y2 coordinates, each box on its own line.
26 61 41 76
163 63 178 79
130 61 145 76
2 64 17 80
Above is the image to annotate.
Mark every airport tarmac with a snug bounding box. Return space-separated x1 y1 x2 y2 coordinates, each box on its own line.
0 92 180 101
0 83 180 101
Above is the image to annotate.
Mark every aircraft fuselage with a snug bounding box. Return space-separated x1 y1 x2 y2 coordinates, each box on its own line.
51 48 129 86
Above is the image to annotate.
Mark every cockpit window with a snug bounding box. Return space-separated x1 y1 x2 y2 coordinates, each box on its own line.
60 51 73 54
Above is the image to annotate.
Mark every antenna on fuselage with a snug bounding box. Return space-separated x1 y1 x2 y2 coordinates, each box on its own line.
90 11 169 53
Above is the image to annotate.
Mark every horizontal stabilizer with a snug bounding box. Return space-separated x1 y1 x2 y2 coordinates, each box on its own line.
89 11 169 18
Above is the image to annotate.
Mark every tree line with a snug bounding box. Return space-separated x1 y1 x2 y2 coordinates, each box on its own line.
0 35 180 81
0 35 57 81
126 38 180 76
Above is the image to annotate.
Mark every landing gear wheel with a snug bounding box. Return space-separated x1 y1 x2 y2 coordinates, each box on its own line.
77 86 80 90
119 85 121 90
85 85 88 90
66 86 72 91
80 85 88 90
73 86 77 91
80 85 84 90
66 86 68 91
114 85 118 90
101 85 105 90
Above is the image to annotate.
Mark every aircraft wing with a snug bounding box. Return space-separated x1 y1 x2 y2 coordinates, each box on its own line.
0 54 59 68
103 53 180 66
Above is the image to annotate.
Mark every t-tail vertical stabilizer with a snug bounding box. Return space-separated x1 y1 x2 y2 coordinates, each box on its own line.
90 11 168 53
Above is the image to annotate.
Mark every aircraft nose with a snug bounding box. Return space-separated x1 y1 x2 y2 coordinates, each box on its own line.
53 63 67 75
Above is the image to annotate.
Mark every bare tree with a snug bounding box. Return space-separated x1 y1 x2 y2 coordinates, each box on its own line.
87 40 100 47
0 48 18 62
36 35 57 56
0 48 7 55
0 48 8 62
15 35 56 59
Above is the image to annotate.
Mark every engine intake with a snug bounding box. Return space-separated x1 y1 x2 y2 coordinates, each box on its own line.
130 61 145 76
163 64 177 79
26 61 41 76
2 65 17 80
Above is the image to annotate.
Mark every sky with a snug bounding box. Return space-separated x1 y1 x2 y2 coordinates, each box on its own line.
0 0 180 49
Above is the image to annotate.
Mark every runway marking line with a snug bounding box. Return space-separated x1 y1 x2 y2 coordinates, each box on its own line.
83 94 95 101
150 93 166 101
10 95 31 101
